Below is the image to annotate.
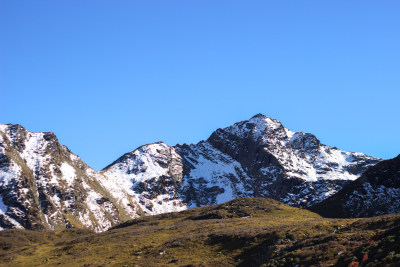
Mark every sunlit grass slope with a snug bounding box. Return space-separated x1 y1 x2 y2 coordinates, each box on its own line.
0 198 399 266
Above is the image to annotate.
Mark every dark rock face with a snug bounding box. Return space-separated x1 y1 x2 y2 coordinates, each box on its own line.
309 155 400 218
207 128 285 182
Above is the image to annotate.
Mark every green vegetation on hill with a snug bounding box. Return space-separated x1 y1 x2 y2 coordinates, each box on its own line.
0 198 399 266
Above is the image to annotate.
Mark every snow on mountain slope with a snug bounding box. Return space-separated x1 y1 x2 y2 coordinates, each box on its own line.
223 114 373 182
310 154 400 218
176 141 252 208
103 142 187 215
0 124 139 232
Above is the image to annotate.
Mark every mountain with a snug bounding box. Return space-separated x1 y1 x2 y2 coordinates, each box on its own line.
0 114 381 231
103 114 380 211
0 124 141 232
309 155 400 218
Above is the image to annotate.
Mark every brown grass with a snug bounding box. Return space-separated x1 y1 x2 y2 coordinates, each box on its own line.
0 197 399 266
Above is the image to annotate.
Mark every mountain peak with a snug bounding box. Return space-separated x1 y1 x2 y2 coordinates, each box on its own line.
249 114 282 126
0 125 139 232
220 114 287 143
251 113 267 119
0 123 26 133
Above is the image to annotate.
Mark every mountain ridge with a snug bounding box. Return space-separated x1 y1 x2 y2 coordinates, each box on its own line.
0 114 382 231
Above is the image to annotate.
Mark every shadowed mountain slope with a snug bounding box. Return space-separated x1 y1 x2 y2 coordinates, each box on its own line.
310 155 400 218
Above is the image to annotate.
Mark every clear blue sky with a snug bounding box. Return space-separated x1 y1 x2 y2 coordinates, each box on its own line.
1 1 399 170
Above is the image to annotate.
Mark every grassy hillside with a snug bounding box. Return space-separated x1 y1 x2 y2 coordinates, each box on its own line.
0 198 399 266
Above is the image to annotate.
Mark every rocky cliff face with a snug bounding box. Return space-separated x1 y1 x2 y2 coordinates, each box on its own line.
309 155 400 218
0 114 382 231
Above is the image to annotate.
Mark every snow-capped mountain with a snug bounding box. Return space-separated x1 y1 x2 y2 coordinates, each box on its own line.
0 114 382 231
309 154 400 218
102 142 187 215
0 124 142 232
103 114 380 211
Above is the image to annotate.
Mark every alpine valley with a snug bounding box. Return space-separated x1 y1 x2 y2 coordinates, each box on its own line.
0 114 385 232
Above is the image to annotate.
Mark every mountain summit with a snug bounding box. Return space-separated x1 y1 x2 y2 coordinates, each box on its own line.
0 115 381 231
104 114 379 211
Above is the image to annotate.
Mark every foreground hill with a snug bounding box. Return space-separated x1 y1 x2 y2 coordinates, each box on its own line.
310 155 400 218
0 114 381 231
0 198 399 267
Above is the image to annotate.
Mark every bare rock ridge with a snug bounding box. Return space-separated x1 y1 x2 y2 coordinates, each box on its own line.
0 115 382 231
